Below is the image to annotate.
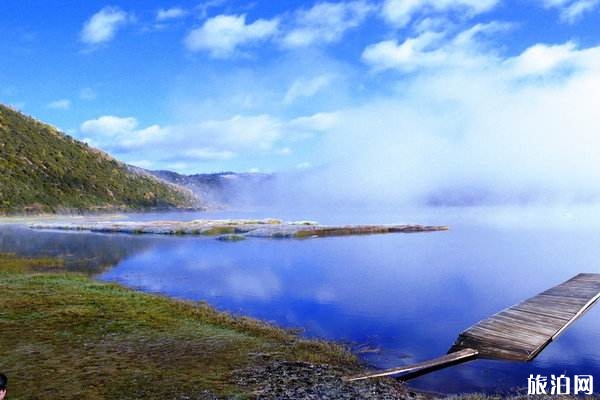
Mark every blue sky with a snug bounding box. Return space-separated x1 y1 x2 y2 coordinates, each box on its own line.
2 0 600 202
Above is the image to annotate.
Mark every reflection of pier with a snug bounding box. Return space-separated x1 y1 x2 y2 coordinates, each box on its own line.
347 273 600 381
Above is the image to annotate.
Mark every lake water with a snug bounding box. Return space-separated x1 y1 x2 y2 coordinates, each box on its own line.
2 206 600 394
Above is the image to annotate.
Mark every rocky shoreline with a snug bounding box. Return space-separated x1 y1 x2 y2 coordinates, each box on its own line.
233 361 418 400
29 218 449 239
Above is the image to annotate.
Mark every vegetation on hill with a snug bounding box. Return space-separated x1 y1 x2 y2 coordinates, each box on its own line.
0 105 195 214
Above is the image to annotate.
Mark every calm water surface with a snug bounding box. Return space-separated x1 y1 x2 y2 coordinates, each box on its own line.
2 206 600 394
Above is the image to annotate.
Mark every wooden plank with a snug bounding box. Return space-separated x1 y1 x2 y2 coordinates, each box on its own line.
449 336 531 360
509 303 575 322
519 300 586 315
482 315 564 337
537 293 600 306
464 321 548 345
344 273 600 381
451 273 600 361
344 348 479 382
526 292 590 306
552 291 600 339
508 308 578 324
542 287 600 299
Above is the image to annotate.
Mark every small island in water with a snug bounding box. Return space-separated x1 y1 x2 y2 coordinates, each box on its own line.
30 218 449 240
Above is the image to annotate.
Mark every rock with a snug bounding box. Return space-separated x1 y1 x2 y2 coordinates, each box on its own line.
29 219 449 240
234 361 414 400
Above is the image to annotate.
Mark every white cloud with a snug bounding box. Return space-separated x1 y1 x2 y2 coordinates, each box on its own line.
382 0 499 27
180 2 373 55
184 14 279 57
563 0 599 21
47 99 71 110
80 116 167 151
288 112 339 132
156 7 188 21
413 16 453 33
79 114 285 168
179 114 283 151
361 22 508 72
81 115 138 136
75 37 600 203
281 1 374 48
282 39 600 208
507 42 578 76
542 0 600 23
504 41 600 80
181 148 236 160
284 74 335 104
81 7 130 45
362 33 445 72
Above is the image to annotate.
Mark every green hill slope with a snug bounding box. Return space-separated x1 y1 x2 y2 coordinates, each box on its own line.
0 105 195 214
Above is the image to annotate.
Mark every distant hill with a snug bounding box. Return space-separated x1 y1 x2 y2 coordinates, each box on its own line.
0 104 196 214
150 170 273 209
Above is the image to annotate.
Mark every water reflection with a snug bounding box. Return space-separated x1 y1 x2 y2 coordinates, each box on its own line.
96 220 600 394
0 225 155 273
2 208 600 394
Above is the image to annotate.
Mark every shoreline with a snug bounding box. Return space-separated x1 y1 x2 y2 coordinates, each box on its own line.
0 254 585 398
0 253 413 399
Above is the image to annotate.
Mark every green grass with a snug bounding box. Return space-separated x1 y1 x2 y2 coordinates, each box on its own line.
0 254 355 399
0 104 195 214
201 226 237 235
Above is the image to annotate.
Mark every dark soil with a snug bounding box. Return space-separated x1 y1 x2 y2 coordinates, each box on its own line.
233 361 416 400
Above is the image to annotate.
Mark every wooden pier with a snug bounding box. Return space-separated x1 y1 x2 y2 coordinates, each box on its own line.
346 273 600 381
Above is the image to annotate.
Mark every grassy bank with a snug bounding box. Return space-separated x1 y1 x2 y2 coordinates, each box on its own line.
0 254 357 399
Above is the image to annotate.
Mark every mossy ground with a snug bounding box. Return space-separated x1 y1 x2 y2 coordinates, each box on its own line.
0 254 355 400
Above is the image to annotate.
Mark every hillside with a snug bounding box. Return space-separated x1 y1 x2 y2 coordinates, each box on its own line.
0 104 196 214
150 170 273 208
